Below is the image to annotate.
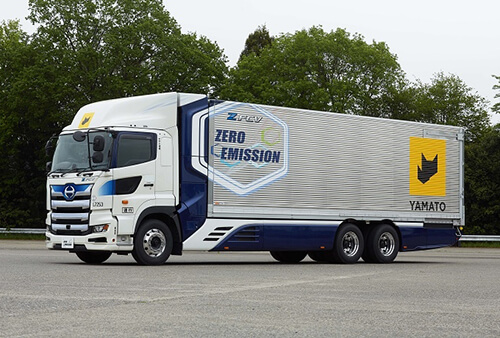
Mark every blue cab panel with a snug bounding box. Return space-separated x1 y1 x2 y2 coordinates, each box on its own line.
178 97 209 240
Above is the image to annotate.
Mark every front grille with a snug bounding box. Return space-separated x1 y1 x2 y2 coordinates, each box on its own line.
50 184 92 235
53 229 88 236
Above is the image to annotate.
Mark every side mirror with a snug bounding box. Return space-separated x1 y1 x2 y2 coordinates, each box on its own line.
73 131 86 142
45 134 58 156
46 161 52 173
93 135 105 152
45 141 53 157
92 152 103 163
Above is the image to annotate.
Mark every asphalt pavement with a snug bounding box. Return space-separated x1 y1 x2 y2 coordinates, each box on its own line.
0 240 499 337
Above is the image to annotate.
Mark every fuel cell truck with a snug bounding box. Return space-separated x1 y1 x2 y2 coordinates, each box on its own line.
45 92 464 265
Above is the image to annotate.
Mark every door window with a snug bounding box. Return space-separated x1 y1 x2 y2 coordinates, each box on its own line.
115 133 156 168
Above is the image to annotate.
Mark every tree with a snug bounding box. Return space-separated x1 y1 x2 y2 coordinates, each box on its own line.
221 26 405 117
410 72 490 141
464 125 500 235
0 0 228 228
239 25 273 61
28 0 228 102
493 74 500 115
0 20 50 228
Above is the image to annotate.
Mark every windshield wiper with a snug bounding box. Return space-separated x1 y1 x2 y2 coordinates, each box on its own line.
48 170 68 177
75 168 94 176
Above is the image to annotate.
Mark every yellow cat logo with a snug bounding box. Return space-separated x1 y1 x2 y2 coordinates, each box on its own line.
409 137 446 196
79 113 94 129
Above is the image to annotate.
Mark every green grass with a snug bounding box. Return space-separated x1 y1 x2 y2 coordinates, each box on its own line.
459 241 500 248
0 233 45 240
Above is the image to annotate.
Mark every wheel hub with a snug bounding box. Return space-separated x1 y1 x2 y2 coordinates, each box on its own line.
378 232 395 257
143 229 166 257
342 231 360 257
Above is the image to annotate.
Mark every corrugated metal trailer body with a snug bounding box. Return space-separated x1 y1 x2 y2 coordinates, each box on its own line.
197 101 463 226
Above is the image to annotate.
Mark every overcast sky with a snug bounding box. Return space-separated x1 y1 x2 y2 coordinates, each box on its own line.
2 0 499 123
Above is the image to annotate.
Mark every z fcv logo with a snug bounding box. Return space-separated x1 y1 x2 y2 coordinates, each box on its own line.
227 112 263 123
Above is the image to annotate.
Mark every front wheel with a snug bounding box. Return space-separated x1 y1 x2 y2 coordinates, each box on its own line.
75 251 112 264
132 219 173 265
362 224 399 263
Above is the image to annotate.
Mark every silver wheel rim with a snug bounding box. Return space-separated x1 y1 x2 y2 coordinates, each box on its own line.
142 229 166 257
342 231 360 257
378 232 396 257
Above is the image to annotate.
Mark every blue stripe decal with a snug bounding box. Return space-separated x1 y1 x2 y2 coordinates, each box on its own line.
51 184 91 193
98 180 115 196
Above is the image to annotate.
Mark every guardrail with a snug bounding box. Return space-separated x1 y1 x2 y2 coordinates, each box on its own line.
0 228 46 234
1 229 499 241
459 235 500 242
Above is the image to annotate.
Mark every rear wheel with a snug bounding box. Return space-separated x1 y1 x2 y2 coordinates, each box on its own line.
132 219 173 265
270 251 307 263
362 224 399 263
328 223 364 264
75 251 112 264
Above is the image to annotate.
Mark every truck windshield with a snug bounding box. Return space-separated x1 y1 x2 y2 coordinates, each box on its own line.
51 131 113 173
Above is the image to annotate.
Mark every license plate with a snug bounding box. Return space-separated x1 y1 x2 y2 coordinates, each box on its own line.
62 237 74 249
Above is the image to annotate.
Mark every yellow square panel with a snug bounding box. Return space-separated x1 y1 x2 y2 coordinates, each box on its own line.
409 137 446 196
78 112 94 129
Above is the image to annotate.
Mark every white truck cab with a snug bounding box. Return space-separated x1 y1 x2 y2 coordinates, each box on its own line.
46 93 202 264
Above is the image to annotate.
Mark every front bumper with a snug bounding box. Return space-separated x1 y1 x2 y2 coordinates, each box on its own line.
46 220 133 252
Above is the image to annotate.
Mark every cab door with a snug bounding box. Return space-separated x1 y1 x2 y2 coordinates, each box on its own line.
110 132 157 234
155 131 178 207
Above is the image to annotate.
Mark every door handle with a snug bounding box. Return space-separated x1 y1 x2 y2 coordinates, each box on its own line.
144 183 154 187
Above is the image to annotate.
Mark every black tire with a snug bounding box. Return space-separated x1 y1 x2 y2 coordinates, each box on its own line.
329 223 364 264
308 251 328 263
361 227 376 263
270 251 307 263
75 251 112 264
133 219 173 265
363 224 399 263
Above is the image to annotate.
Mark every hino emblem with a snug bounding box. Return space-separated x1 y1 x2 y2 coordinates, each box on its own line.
63 185 76 201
